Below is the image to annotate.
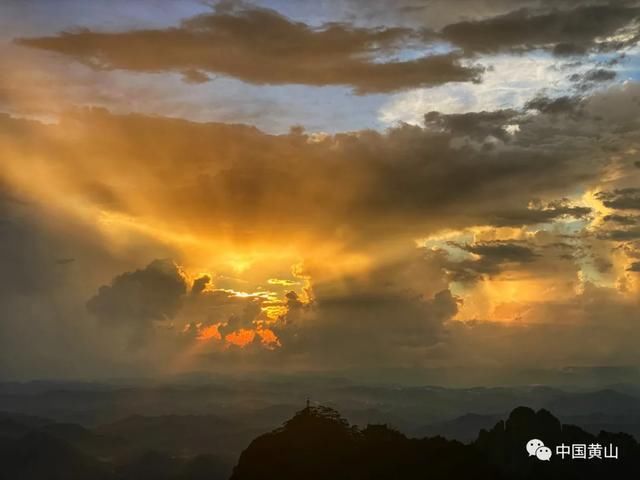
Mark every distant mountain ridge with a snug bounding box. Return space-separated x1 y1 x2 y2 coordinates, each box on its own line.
0 413 232 480
2 384 640 479
2 381 639 430
415 413 503 442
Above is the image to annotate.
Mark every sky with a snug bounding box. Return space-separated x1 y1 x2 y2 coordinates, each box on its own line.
1 0 640 384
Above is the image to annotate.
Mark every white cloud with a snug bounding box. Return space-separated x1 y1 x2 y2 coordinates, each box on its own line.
379 53 590 126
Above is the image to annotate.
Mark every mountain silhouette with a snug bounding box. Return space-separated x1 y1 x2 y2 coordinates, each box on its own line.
230 404 502 479
476 406 640 479
2 404 640 479
232 404 640 480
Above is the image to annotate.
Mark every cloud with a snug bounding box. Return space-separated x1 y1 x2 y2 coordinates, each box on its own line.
181 290 267 340
2 76 640 379
525 95 583 115
487 204 592 227
581 68 618 83
550 66 622 97
149 248 458 366
15 6 482 94
596 188 640 210
191 275 211 295
598 228 640 241
84 258 275 349
268 258 458 368
379 54 589 123
462 241 539 263
318 0 624 30
603 214 638 226
426 240 540 284
3 83 640 255
84 259 278 348
440 5 640 56
86 259 188 326
191 243 640 375
443 284 640 369
424 109 519 142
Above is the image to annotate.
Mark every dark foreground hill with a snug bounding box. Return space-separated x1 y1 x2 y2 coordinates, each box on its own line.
231 405 640 480
231 404 500 480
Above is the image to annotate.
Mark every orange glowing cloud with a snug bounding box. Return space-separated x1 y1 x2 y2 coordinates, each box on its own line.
225 328 256 347
197 324 222 341
257 328 279 347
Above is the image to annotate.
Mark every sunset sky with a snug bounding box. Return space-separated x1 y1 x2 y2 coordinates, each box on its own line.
1 0 640 382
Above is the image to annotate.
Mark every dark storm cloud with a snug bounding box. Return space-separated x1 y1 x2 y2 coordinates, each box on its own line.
582 69 618 82
330 0 632 30
525 95 583 115
596 210 640 241
284 290 305 310
596 188 640 210
569 68 618 92
603 214 638 226
424 110 518 141
272 268 458 366
628 261 640 272
191 275 211 295
461 241 539 263
14 2 639 100
488 204 592 226
15 6 482 94
433 241 539 283
598 228 640 241
440 5 640 56
86 259 188 325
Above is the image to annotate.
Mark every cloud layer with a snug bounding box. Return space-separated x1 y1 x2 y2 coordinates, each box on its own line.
1 0 640 383
16 5 482 93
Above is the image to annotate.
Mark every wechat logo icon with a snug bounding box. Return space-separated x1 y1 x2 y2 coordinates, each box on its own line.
526 439 552 461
